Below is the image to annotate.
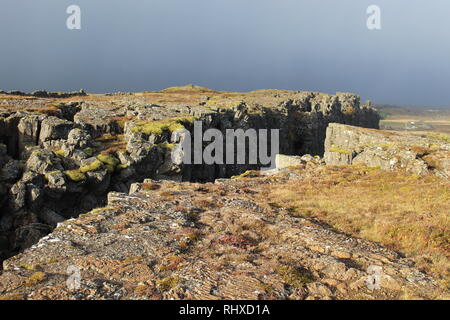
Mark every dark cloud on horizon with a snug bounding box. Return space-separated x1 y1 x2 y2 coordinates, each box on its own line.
0 0 449 107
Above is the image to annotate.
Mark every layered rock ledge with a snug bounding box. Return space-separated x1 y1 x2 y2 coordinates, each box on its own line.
324 123 450 178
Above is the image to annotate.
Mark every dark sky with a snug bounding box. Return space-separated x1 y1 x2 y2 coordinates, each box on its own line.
1 0 449 107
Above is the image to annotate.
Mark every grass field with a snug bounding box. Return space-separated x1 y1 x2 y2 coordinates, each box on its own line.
264 165 450 289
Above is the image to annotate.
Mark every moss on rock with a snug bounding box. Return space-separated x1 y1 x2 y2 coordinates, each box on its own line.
64 169 86 182
97 154 120 167
80 160 104 173
131 116 196 136
329 147 352 154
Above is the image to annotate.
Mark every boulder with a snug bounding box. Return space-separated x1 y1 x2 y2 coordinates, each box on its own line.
9 181 26 211
26 149 64 174
324 123 449 177
116 150 132 166
275 154 304 169
45 170 67 198
27 183 44 211
39 117 73 145
157 147 182 177
67 128 92 148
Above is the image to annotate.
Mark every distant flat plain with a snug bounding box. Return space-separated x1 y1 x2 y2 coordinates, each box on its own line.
377 105 450 135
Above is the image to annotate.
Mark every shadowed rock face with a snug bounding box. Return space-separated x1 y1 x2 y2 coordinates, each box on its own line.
324 123 450 178
0 88 379 266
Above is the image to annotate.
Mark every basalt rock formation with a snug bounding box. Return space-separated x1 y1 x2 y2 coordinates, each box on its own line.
324 123 450 178
0 87 379 261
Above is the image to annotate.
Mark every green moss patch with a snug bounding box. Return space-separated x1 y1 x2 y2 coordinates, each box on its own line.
231 170 260 179
131 116 196 136
24 272 46 287
53 149 66 157
80 160 104 173
116 163 130 170
329 147 353 154
275 265 314 288
19 264 36 271
64 169 86 182
83 147 96 157
97 154 120 166
156 277 180 292
158 142 175 150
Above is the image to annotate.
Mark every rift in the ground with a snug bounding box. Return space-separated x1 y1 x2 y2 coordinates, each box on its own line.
0 86 379 261
0 86 449 300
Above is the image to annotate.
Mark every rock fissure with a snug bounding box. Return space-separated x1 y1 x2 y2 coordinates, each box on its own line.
0 89 379 264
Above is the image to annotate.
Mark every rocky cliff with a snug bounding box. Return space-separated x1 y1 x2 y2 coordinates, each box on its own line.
324 123 450 178
0 87 380 260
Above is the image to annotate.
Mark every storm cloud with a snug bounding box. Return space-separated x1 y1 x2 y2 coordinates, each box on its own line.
0 0 449 106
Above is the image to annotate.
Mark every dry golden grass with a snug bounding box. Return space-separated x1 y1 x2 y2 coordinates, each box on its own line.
159 84 218 94
95 133 126 154
0 95 38 101
1 85 340 118
110 115 132 129
55 85 297 109
265 165 450 288
23 272 47 287
141 182 161 191
0 103 61 117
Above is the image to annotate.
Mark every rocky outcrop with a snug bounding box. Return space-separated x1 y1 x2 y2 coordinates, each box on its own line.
278 92 380 155
0 173 446 300
324 123 450 178
0 88 380 262
275 154 323 169
2 88 450 300
39 117 74 147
